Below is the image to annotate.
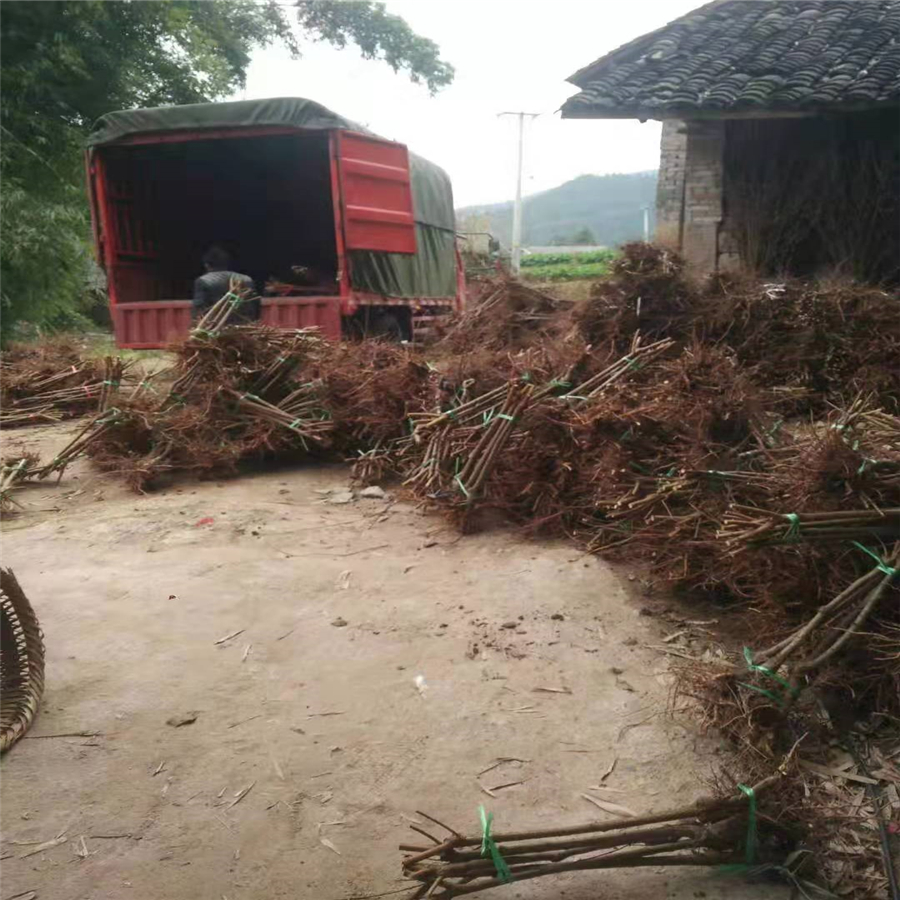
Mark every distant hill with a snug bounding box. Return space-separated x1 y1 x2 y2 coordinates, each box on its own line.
457 171 658 249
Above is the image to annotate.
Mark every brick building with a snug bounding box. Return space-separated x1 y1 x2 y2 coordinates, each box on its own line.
561 0 900 282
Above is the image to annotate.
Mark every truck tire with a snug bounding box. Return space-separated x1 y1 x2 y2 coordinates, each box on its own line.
370 310 410 342
344 308 411 342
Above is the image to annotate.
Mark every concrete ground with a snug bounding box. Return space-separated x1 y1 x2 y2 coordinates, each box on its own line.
0 421 787 900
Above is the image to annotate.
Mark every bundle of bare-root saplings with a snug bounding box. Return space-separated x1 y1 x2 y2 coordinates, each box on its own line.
76 289 433 490
0 337 130 428
400 772 790 898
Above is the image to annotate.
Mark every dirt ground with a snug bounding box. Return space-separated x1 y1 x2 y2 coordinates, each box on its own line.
1 422 788 900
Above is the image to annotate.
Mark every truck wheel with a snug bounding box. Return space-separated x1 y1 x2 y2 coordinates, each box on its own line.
370 311 409 342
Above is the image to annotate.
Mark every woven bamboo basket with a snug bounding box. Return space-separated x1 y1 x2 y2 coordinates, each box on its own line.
1 568 45 752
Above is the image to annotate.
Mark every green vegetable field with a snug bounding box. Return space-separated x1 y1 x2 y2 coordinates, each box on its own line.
519 248 618 282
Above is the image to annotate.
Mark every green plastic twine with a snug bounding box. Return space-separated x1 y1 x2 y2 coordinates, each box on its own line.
455 475 470 498
782 513 801 541
549 379 571 389
738 646 799 707
496 414 515 422
479 806 512 884
657 466 677 491
851 541 898 579
738 784 757 865
716 784 759 875
96 407 121 426
102 380 119 388
623 355 641 371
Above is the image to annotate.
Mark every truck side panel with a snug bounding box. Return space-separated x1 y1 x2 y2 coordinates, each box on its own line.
113 301 193 349
260 297 342 337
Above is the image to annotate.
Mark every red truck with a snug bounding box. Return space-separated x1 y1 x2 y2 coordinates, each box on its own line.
86 97 465 348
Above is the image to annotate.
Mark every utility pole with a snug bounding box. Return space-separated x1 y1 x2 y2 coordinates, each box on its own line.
498 112 539 275
642 205 651 242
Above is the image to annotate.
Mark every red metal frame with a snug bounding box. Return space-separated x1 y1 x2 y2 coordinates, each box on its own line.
112 300 193 349
260 296 342 337
89 153 113 270
348 291 459 309
91 124 463 348
328 132 353 316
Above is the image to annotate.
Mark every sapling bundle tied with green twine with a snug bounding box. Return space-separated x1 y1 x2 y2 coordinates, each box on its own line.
398 773 789 899
0 340 132 429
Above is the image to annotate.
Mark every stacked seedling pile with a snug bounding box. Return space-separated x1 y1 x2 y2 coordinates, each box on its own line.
439 277 569 354
12 249 899 896
0 337 129 428
697 276 900 415
88 322 331 489
75 289 433 490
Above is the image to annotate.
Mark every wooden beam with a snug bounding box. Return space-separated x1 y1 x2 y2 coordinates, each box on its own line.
560 99 900 123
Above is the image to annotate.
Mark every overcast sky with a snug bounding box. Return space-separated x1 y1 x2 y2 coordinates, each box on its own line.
241 1 699 208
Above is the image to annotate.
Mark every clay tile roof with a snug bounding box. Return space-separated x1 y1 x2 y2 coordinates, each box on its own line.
562 0 900 119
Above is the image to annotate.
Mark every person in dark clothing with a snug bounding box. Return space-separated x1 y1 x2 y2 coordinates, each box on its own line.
192 246 257 321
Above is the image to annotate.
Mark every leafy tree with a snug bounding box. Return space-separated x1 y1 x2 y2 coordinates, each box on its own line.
296 2 454 94
2 1 292 335
0 0 453 338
